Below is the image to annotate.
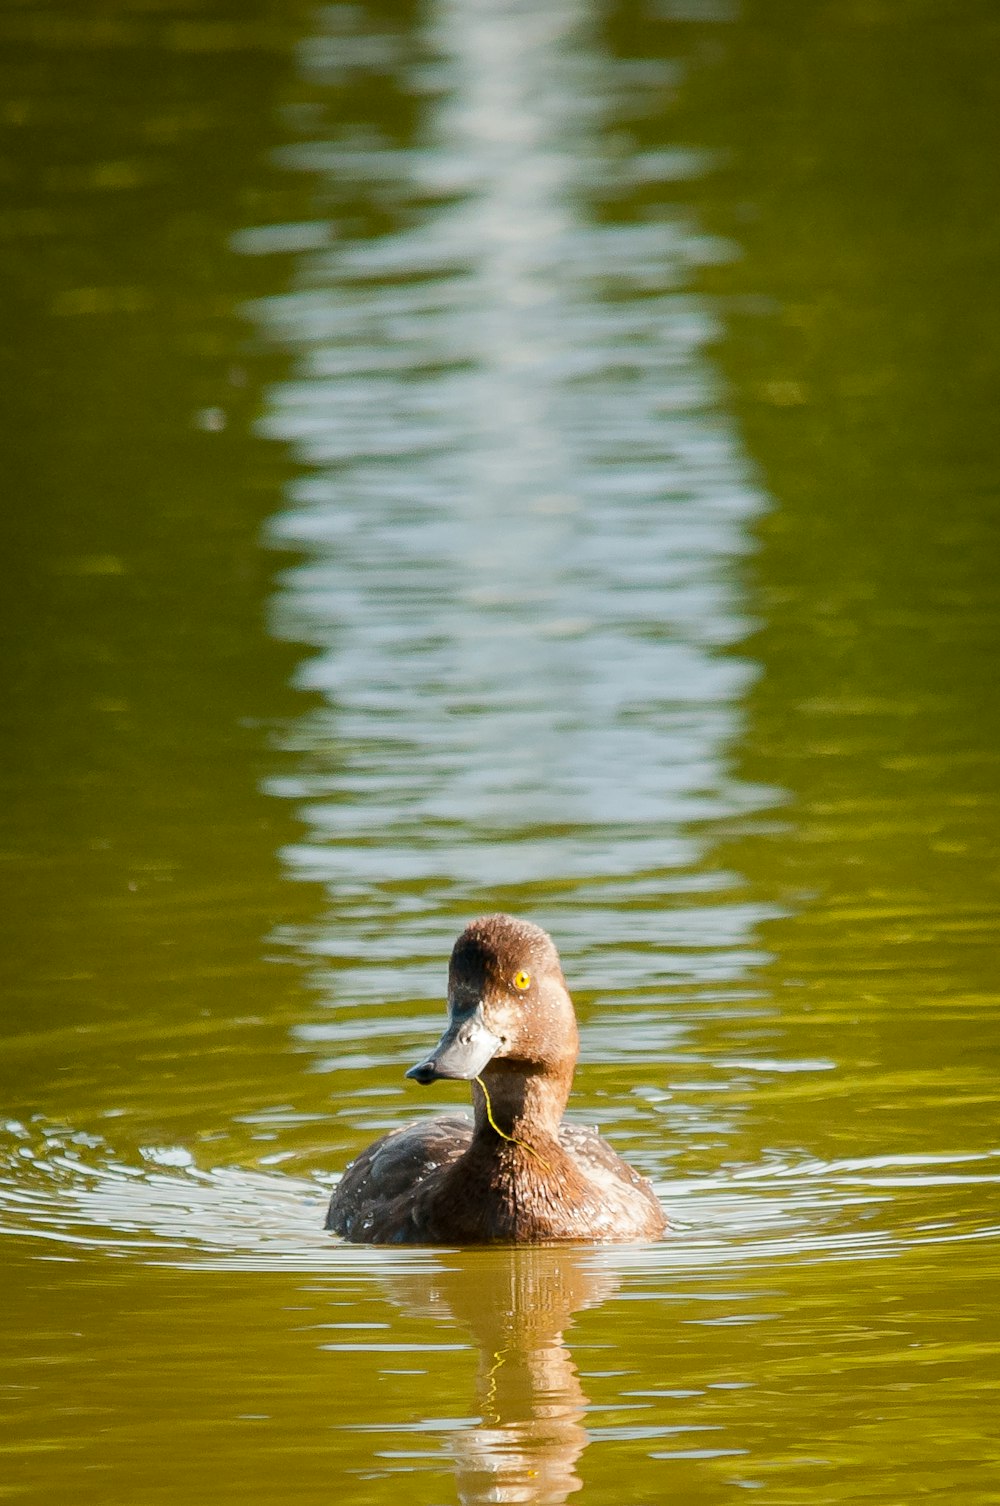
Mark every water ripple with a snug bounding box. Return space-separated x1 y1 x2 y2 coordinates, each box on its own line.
3 1120 996 1276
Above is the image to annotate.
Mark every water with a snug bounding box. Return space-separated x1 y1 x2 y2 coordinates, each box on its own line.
2 1 999 1502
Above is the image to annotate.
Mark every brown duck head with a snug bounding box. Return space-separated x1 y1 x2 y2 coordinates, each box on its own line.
405 915 580 1117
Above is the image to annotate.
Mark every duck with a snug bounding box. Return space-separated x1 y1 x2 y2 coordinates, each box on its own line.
326 914 666 1244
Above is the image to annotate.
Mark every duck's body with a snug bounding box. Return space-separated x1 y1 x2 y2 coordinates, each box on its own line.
328 1112 664 1245
326 915 666 1245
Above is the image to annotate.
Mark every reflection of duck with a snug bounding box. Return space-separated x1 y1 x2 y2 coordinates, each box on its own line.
327 914 666 1244
386 1247 617 1504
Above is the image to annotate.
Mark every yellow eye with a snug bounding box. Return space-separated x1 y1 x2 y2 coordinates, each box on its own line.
513 970 531 992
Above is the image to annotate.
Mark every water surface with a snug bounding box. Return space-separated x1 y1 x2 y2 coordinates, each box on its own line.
1 1 999 1503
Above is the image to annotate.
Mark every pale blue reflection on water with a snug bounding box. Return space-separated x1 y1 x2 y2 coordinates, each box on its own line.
244 0 775 1012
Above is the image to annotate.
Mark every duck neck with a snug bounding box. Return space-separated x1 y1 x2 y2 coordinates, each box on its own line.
471 1064 572 1151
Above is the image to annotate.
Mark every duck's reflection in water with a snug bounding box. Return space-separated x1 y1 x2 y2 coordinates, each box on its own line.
386 1247 618 1505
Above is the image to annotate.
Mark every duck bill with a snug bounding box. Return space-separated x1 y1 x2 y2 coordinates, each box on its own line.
405 1005 501 1085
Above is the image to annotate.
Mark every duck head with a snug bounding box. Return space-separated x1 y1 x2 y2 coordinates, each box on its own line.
405 914 580 1090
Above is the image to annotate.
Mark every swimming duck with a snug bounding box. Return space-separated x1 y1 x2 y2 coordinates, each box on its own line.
326 914 666 1244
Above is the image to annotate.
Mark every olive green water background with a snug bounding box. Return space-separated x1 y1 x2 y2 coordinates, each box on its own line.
2 1 999 1502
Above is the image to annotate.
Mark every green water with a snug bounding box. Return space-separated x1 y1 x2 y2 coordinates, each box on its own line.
2 1 998 1502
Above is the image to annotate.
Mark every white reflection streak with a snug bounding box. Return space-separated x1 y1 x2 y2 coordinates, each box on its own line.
254 0 771 935
422 0 590 516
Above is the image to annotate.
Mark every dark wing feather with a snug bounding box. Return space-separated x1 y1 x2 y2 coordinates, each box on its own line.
326 1114 472 1241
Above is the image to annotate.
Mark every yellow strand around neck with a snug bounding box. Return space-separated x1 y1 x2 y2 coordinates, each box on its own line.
475 1075 552 1174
